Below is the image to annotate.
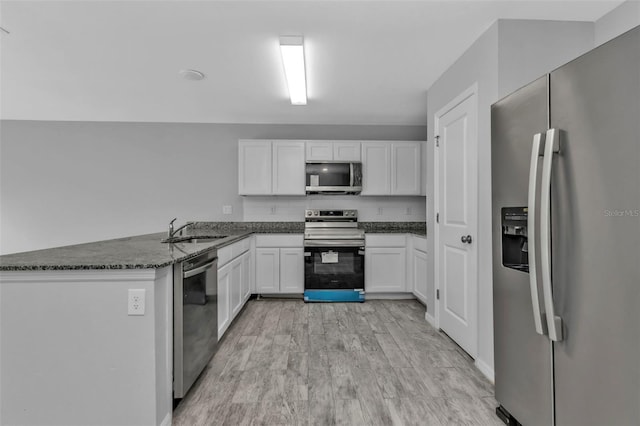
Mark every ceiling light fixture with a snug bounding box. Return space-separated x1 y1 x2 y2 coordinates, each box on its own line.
279 36 307 105
179 69 205 81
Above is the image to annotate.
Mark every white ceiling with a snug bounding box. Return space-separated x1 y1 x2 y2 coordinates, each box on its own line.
0 0 624 125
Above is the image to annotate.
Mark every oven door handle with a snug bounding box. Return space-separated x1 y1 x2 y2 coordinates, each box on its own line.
304 240 365 247
183 259 217 279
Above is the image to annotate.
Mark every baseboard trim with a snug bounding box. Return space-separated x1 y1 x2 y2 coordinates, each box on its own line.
475 358 495 384
160 411 171 426
365 293 416 300
425 312 437 328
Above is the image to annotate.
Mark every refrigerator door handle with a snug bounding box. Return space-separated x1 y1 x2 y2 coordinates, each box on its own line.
540 128 563 341
527 132 547 336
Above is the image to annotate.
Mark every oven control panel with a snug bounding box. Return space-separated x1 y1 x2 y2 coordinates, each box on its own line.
305 209 357 219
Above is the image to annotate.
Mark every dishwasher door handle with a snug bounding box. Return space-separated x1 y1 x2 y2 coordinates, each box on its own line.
183 259 217 279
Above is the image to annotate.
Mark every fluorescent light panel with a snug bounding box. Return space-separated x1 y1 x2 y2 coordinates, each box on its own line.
279 36 307 105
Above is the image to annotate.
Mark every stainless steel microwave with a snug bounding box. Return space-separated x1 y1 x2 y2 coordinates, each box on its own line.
305 162 362 194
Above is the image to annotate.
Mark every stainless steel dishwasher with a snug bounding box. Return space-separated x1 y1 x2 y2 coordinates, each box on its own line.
173 249 218 399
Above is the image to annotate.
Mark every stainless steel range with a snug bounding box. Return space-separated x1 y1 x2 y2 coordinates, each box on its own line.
303 209 365 302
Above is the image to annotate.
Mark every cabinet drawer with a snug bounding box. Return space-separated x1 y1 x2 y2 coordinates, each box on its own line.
255 234 303 247
413 235 427 252
218 237 251 267
218 245 233 267
231 237 251 258
365 234 406 248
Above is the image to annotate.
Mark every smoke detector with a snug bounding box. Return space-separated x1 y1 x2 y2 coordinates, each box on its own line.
179 69 205 81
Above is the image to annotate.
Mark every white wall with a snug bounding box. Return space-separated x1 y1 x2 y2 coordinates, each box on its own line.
595 0 640 46
425 19 594 379
0 267 172 426
498 20 594 98
243 195 426 222
426 21 499 377
0 121 425 254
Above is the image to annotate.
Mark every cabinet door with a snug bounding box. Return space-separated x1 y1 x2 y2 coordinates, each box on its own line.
255 248 280 293
333 141 361 161
365 247 407 292
279 248 304 293
217 262 232 339
306 141 333 161
392 142 421 195
361 142 391 195
412 249 428 304
273 141 305 195
241 251 252 303
239 140 272 195
230 257 243 318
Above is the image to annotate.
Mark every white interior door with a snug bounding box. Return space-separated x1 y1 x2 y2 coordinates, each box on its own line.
435 85 478 357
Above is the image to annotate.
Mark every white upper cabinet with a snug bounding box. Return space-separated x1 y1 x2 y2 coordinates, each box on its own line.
238 140 272 195
392 142 421 195
361 141 422 196
241 139 420 196
305 141 361 161
361 142 391 195
306 141 333 161
239 140 305 195
333 141 361 161
272 141 305 195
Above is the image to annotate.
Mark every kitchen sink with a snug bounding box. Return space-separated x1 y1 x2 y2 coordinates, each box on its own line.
162 235 228 244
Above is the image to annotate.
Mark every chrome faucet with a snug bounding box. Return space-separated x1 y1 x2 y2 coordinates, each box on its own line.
168 218 190 239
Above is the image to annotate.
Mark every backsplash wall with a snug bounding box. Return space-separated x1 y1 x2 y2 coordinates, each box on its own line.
243 195 426 222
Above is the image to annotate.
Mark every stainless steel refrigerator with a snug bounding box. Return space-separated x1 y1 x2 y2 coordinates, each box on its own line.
491 26 639 426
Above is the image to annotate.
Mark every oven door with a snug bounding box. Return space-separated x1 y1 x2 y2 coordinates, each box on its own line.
304 242 364 290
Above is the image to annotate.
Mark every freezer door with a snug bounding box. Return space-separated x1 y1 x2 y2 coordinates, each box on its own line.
491 76 553 426
550 26 640 426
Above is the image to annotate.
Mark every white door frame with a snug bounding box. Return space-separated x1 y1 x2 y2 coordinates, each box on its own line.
432 82 479 339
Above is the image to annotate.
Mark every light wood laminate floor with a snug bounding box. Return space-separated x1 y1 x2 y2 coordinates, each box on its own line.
173 299 502 425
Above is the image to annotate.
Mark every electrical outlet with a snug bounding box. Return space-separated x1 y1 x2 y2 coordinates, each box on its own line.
128 289 145 316
405 207 412 215
377 207 383 215
223 205 233 215
270 206 277 215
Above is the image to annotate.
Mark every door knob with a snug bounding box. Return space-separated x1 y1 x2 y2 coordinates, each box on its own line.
461 235 473 244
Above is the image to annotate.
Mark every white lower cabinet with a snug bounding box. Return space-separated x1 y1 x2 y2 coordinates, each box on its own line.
365 233 409 293
255 247 304 294
255 248 280 293
412 248 428 304
279 248 304 293
365 247 407 292
230 256 243 317
217 262 231 339
240 251 252 303
217 237 252 340
255 234 304 294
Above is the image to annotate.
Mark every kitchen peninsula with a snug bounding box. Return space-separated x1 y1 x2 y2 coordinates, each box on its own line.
0 221 425 426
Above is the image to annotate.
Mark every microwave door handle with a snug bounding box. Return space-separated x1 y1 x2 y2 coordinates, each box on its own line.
350 163 354 187
527 132 547 336
540 128 563 342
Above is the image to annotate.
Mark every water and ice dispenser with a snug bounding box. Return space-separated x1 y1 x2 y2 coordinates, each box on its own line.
501 207 529 272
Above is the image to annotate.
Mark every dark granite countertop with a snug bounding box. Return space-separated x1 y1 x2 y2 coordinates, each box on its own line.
0 221 426 271
0 231 250 271
359 222 426 236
